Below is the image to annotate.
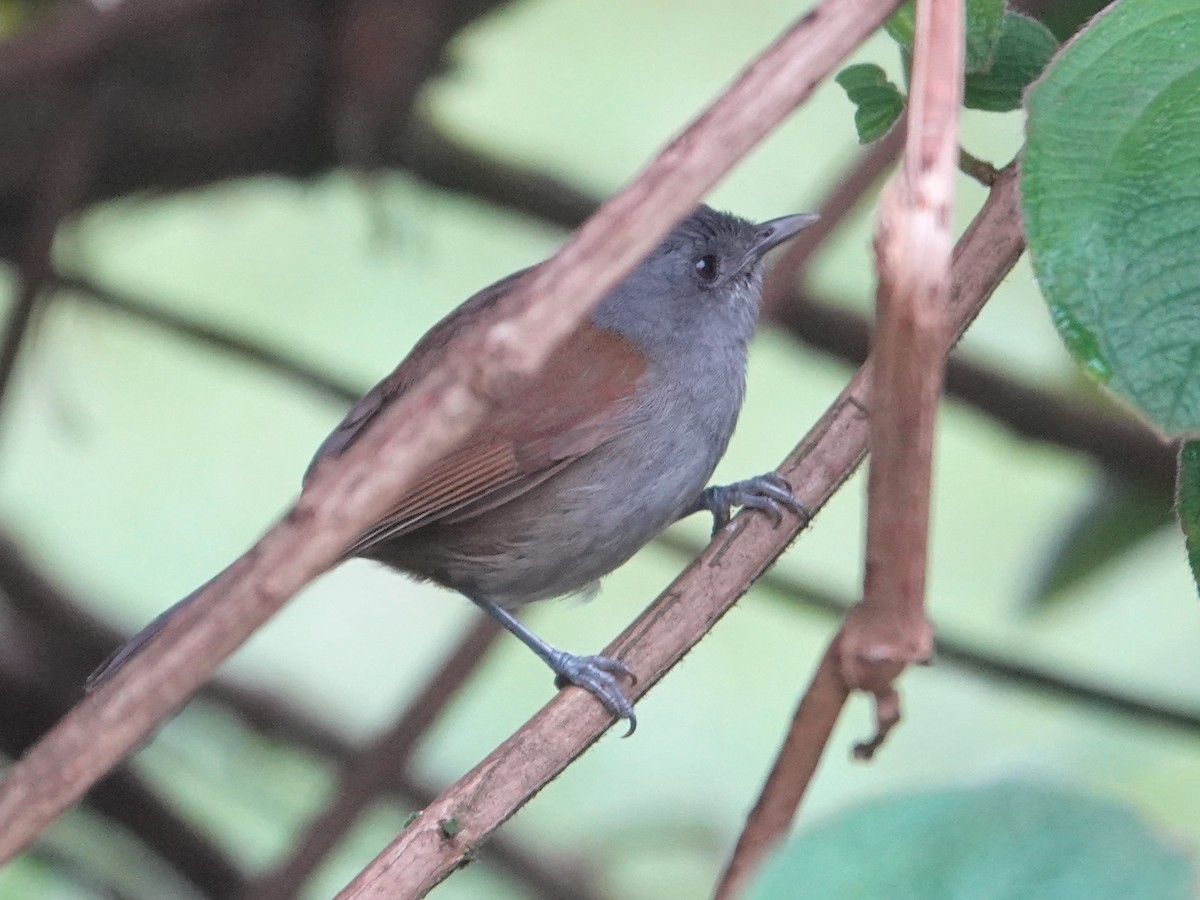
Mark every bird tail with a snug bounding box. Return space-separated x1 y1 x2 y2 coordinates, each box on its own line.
85 577 214 692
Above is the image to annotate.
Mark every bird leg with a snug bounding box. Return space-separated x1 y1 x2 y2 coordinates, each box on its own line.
470 596 638 736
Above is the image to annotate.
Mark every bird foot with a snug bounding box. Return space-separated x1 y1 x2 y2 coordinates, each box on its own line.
701 472 808 534
549 651 638 736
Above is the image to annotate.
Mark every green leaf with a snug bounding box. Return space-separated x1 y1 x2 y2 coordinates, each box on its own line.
1022 0 1200 436
749 783 1195 900
1031 479 1173 607
884 2 916 50
1177 440 1200 593
885 0 1006 72
834 63 905 144
966 12 1059 111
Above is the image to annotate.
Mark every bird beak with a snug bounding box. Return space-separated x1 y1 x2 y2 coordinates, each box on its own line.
749 213 819 261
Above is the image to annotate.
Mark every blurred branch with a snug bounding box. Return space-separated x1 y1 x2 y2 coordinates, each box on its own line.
0 532 605 900
0 84 105 416
656 532 1200 734
0 0 903 867
398 116 600 231
772 294 1176 492
716 8 968 895
245 617 504 900
54 270 361 405
760 123 905 319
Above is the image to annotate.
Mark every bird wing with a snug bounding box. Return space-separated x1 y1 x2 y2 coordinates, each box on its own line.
303 272 647 555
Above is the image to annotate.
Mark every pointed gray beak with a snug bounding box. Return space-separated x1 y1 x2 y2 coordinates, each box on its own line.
749 213 819 261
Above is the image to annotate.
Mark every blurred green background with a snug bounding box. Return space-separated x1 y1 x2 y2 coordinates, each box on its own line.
1 0 1197 897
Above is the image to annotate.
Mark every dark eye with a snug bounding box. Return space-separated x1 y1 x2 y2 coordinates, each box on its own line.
694 254 718 282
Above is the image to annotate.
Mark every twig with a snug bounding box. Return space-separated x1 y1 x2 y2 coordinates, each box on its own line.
958 146 998 186
0 87 104 415
841 0 963 751
712 644 848 900
54 270 361 405
0 0 904 866
245 618 503 900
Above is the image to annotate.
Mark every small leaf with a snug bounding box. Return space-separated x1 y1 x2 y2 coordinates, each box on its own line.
965 0 1007 72
1177 440 1200 595
1031 478 1173 608
834 63 905 144
1023 0 1200 435
884 2 916 50
750 783 1195 900
966 12 1060 111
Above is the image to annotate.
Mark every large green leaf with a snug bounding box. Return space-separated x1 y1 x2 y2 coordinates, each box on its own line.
749 783 1194 899
1177 440 1200 593
1023 0 1200 435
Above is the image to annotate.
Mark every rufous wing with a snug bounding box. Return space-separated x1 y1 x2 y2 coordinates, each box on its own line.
304 274 647 556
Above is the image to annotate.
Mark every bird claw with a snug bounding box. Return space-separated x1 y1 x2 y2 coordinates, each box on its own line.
550 651 638 736
702 472 807 535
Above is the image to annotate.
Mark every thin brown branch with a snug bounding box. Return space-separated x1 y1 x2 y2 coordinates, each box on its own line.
714 180 1015 900
0 0 904 866
841 0 963 748
768 293 1175 492
712 643 848 900
332 163 1023 899
245 618 503 900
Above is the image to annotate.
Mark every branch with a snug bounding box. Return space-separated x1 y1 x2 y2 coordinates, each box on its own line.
54 270 361 405
0 0 904 866
841 0 963 748
245 618 503 900
656 531 1200 734
0 84 105 414
715 162 1017 900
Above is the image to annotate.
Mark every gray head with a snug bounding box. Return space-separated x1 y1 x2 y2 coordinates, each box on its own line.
592 205 817 354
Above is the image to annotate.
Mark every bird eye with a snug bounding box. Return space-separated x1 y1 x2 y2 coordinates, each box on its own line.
694 254 718 282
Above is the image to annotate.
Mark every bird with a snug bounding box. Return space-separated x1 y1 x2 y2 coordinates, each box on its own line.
87 204 816 734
